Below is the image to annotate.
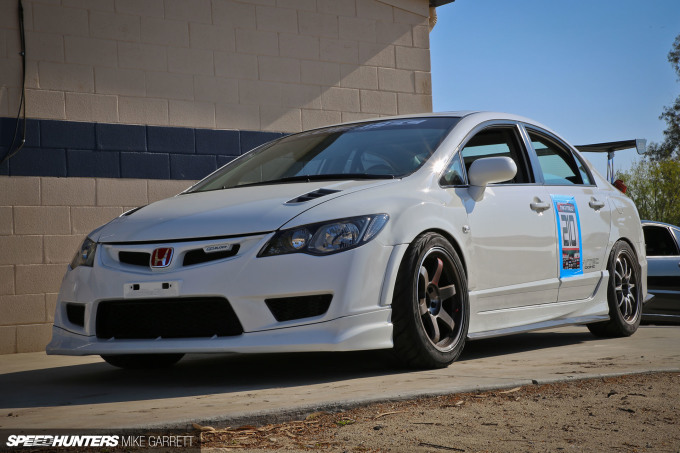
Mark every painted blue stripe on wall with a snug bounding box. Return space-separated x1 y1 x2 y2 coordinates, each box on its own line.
0 117 287 180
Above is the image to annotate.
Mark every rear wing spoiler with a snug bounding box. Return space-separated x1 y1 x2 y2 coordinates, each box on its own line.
575 139 646 184
576 139 646 155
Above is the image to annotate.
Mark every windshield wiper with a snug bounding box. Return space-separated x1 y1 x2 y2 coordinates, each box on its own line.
226 173 396 189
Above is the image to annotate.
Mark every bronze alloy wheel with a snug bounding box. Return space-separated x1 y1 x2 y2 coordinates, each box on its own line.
392 232 469 369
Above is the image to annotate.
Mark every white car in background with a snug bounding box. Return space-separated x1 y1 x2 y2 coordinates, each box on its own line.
47 112 648 369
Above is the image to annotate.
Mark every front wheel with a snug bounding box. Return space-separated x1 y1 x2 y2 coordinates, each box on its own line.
587 241 641 337
392 233 469 369
101 353 185 369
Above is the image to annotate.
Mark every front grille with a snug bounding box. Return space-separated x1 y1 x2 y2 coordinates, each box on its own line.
118 246 240 268
96 297 243 339
66 303 85 327
183 245 240 266
119 251 150 267
265 294 332 322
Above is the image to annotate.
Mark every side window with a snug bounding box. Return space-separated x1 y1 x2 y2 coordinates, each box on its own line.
440 154 465 186
458 127 532 184
643 225 680 256
529 131 592 185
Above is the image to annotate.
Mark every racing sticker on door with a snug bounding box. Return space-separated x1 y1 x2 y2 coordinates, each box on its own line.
551 195 583 278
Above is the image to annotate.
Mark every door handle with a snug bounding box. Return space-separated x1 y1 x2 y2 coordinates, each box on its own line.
589 198 606 210
530 200 550 212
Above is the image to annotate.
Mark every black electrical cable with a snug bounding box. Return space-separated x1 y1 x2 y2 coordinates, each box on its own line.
0 0 27 167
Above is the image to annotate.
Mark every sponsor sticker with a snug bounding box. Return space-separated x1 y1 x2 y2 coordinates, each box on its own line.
551 195 583 278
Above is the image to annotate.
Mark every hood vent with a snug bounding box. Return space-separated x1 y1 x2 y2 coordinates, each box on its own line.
286 188 341 204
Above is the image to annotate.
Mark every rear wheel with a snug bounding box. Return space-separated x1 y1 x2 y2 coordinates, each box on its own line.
587 241 641 337
101 354 184 369
392 233 469 369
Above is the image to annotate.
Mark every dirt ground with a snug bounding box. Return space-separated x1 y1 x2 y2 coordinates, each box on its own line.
196 372 680 453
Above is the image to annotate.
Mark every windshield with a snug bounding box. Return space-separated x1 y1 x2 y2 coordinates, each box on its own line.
188 117 459 192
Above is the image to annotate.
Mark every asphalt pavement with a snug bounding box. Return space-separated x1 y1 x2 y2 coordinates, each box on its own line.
1 325 678 430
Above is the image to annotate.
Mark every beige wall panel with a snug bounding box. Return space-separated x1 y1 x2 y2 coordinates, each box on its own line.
94 67 146 97
41 178 96 207
24 89 65 120
96 179 148 207
0 207 12 235
25 31 65 63
44 235 85 264
194 76 238 104
115 0 164 18
118 97 169 125
65 92 119 123
0 326 17 354
165 0 212 24
0 236 43 265
33 3 88 37
0 177 40 206
71 207 123 234
256 5 298 33
38 62 94 93
301 109 341 130
14 207 70 236
15 264 66 295
298 11 339 38
260 106 301 132
317 0 356 17
168 100 216 128
189 23 235 52
0 294 46 326
118 42 168 72
215 52 259 79
0 266 14 296
64 36 117 68
216 103 260 130
89 11 141 42
148 180 195 203
212 0 256 29
168 48 214 76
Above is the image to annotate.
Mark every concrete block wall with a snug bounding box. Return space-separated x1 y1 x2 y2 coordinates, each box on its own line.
0 0 433 132
0 0 436 354
0 176 195 353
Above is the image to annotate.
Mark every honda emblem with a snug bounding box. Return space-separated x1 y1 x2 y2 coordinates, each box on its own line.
150 247 174 268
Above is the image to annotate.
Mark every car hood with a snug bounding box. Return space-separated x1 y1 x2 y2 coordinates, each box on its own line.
95 179 397 243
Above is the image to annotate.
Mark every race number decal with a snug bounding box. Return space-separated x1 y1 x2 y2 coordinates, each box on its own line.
551 195 583 278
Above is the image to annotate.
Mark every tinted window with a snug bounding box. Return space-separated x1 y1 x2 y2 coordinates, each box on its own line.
440 154 465 186
529 131 592 185
455 127 532 184
644 225 680 256
190 117 459 191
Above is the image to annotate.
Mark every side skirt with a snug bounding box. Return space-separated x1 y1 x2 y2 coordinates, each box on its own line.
467 314 609 341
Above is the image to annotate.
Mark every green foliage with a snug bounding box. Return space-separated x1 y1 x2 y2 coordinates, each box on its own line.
646 34 680 161
616 159 680 226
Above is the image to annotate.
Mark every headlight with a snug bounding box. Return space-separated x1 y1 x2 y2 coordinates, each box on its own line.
259 214 389 257
70 237 97 269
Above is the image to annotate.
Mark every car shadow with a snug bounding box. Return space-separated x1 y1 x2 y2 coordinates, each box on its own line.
0 329 599 410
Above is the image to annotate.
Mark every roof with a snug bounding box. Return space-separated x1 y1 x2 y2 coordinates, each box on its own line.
430 0 455 6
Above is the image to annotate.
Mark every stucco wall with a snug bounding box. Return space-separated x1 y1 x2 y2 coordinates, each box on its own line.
0 0 435 354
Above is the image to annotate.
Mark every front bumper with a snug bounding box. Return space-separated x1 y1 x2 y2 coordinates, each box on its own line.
47 233 396 355
47 309 393 355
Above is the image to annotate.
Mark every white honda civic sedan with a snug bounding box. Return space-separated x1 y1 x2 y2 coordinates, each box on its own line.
47 112 648 369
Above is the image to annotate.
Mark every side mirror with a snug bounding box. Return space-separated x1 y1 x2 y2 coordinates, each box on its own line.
467 156 517 201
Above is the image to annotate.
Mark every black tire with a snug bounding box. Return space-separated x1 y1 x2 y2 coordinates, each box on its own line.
587 241 641 337
392 232 469 369
101 353 184 369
